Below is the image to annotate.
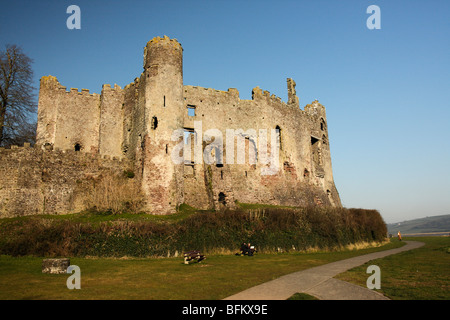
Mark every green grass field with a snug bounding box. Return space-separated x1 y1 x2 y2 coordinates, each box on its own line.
335 237 450 300
0 240 404 300
1 237 448 300
1 204 447 300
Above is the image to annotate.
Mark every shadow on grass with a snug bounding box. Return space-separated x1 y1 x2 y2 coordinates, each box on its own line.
287 292 319 300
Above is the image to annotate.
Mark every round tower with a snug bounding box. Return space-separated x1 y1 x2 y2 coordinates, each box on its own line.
141 36 184 214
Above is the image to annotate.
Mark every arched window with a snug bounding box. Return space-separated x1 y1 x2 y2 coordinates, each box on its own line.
74 143 81 151
218 192 226 205
275 125 282 150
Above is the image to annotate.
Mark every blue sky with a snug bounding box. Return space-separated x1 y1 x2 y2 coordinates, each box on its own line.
1 0 449 223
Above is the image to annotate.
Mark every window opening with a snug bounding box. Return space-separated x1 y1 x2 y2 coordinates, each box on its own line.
183 128 195 164
151 116 158 130
218 192 226 205
320 118 326 131
276 125 282 150
187 105 196 117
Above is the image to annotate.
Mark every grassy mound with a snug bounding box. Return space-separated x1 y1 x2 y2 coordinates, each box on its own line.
0 206 387 258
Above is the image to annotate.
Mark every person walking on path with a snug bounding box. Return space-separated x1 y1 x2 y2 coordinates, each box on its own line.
398 231 402 241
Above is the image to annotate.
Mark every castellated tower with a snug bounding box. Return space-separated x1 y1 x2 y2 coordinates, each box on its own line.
141 36 185 214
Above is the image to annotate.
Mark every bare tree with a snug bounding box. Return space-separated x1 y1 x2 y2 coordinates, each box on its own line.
0 44 37 147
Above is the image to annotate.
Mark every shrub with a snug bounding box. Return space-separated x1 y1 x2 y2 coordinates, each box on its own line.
123 170 135 179
0 206 387 257
84 174 144 214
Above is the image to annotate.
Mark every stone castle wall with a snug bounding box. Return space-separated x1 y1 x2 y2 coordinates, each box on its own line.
0 36 341 217
0 143 134 217
36 76 125 158
181 84 341 210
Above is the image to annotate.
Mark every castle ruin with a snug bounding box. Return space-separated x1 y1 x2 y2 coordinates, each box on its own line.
0 36 341 217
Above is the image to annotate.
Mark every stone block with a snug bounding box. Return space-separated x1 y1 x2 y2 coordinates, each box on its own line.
42 258 70 274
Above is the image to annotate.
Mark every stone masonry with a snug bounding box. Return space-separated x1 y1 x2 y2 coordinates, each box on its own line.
0 36 341 217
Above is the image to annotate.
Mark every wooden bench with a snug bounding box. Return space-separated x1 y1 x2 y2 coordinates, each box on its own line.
184 250 206 264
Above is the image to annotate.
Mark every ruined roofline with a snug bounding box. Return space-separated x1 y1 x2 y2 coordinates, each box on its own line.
184 81 324 113
251 86 285 104
183 83 288 104
39 75 123 96
41 76 325 115
304 100 326 116
184 85 239 96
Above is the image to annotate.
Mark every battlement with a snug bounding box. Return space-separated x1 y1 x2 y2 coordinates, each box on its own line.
102 83 122 91
40 75 59 83
124 81 137 90
147 35 183 50
304 100 326 116
0 142 130 168
184 81 304 114
65 87 100 96
184 85 240 96
39 76 124 97
0 142 33 152
40 75 65 89
251 86 285 105
39 76 100 97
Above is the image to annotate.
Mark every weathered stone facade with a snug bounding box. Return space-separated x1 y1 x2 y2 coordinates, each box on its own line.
0 36 341 217
0 143 134 217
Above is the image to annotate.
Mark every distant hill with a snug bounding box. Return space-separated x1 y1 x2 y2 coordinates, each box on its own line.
387 214 450 236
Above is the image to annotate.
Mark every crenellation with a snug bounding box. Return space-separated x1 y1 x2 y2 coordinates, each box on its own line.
252 86 263 99
227 88 239 98
184 85 241 98
270 94 283 104
252 87 286 107
124 81 135 90
147 35 183 49
101 84 123 92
